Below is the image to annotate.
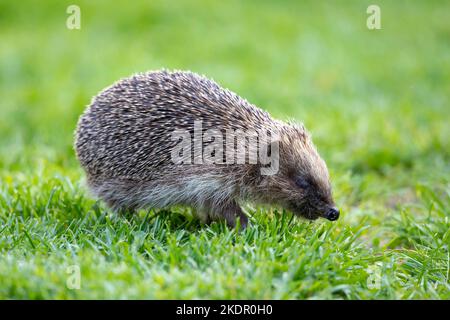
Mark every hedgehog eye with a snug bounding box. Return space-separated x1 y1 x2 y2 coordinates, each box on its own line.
295 177 309 189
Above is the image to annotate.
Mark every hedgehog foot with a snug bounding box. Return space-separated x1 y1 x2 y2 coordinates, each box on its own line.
217 201 248 229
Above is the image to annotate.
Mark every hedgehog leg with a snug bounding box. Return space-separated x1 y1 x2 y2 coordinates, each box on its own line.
196 205 213 225
219 201 248 229
88 178 136 215
200 200 248 229
106 199 137 218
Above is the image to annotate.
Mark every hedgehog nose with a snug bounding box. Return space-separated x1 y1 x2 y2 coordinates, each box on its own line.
325 207 340 221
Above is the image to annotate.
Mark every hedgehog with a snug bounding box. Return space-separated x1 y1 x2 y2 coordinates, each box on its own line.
75 70 339 229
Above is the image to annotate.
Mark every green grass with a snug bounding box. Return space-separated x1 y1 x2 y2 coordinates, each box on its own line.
0 0 449 299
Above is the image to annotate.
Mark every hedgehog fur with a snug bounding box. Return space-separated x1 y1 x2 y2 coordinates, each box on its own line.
75 70 339 228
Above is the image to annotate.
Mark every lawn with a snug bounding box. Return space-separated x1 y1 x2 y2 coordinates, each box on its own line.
0 0 449 299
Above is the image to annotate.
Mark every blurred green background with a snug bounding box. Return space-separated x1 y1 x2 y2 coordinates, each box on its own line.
0 0 449 299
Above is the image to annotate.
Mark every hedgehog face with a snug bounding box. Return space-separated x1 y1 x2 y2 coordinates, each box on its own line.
263 168 338 221
287 173 338 221
257 125 339 221
284 132 338 221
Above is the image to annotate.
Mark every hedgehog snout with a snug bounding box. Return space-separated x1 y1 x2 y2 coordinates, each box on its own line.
324 206 340 221
288 196 339 222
